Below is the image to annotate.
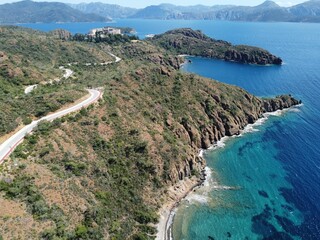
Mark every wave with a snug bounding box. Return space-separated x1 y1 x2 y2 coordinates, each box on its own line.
185 193 209 204
208 136 229 150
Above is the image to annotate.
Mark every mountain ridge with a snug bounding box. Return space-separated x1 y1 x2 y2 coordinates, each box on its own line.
70 0 320 22
0 0 111 23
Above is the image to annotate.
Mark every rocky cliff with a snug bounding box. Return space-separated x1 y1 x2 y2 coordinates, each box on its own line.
118 39 298 184
150 28 283 65
167 92 300 182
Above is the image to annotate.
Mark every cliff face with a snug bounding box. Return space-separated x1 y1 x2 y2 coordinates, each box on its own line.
224 47 282 65
167 93 300 182
150 28 283 65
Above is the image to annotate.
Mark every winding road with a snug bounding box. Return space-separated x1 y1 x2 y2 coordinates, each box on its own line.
2 51 121 164
0 89 101 164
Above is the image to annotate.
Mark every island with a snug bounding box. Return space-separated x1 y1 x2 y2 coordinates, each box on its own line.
0 26 299 240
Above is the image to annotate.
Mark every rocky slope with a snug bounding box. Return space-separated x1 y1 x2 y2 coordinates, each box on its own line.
150 28 283 65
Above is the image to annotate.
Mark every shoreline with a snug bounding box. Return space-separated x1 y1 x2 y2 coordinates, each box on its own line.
156 103 302 240
155 176 205 240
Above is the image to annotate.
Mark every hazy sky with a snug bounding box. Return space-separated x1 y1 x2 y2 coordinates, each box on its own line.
0 0 308 8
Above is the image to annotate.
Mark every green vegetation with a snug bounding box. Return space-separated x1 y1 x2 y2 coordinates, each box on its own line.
0 26 113 136
0 26 297 239
73 32 139 44
0 0 108 24
149 28 283 65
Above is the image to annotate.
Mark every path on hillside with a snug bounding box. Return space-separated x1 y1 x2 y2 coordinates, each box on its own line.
0 89 101 164
24 52 121 94
24 67 74 94
2 52 122 164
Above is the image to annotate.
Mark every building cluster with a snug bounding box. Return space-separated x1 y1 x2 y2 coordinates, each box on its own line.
88 27 122 37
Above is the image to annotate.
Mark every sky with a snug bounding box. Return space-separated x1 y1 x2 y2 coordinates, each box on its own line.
0 0 309 8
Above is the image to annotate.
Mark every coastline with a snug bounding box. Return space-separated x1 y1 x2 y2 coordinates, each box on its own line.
155 175 205 240
156 104 302 240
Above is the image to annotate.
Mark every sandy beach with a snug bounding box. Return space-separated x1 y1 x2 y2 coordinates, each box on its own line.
155 175 204 240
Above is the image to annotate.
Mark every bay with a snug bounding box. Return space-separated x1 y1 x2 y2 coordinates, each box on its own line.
9 19 320 239
177 22 320 240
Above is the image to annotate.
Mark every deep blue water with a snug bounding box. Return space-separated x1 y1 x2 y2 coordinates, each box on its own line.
179 23 320 239
9 20 320 239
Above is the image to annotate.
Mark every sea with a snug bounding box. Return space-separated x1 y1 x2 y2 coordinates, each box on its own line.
11 20 320 239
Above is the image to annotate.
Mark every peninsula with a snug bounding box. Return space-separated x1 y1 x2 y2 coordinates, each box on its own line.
149 28 283 65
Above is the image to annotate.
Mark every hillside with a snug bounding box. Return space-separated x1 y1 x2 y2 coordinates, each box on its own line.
0 27 299 239
149 28 283 65
289 0 320 22
0 26 113 136
69 2 138 19
0 0 110 23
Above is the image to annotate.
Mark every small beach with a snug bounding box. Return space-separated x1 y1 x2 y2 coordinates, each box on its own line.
156 176 204 240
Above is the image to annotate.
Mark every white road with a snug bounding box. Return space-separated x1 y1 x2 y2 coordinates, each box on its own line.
0 89 101 164
24 84 38 94
24 67 74 94
108 52 122 63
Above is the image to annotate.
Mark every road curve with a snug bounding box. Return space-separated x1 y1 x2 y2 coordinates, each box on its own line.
0 89 101 164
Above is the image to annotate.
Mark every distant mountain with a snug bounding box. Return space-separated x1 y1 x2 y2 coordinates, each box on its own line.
288 0 320 21
80 0 319 23
0 0 110 23
207 1 293 22
69 2 138 19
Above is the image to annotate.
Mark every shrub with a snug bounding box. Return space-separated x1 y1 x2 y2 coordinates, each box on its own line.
75 225 88 238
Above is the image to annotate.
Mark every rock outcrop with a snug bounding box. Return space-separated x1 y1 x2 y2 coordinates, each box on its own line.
262 95 301 112
224 48 282 65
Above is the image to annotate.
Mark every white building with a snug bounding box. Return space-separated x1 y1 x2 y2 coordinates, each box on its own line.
88 27 122 37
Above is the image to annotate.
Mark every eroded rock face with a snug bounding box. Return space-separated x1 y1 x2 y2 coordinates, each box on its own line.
170 94 300 183
169 153 205 182
262 95 301 112
224 49 282 65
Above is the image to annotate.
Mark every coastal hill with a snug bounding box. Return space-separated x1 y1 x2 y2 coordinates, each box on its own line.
71 0 320 23
149 28 283 65
0 26 113 136
69 2 138 19
0 26 299 239
0 0 110 23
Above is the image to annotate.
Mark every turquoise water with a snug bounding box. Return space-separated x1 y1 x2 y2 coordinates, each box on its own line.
176 23 320 239
8 20 320 239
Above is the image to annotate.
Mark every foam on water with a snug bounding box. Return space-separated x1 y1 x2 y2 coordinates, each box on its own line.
185 193 209 204
208 136 229 150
